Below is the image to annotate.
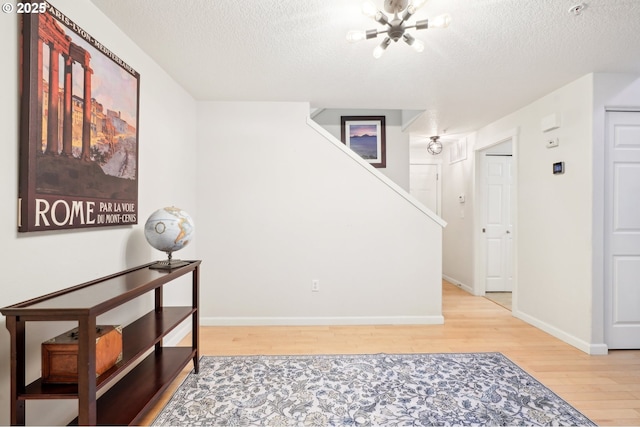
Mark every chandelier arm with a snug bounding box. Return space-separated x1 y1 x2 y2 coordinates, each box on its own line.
398 14 422 31
373 11 390 25
365 29 381 39
414 19 429 30
403 20 428 31
392 11 410 28
399 9 415 26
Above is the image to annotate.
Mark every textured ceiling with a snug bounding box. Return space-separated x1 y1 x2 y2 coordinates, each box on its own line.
89 0 640 138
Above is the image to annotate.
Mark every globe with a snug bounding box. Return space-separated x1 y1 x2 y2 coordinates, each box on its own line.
144 206 194 269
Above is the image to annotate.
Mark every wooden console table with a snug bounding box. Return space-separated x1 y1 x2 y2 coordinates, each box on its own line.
0 260 201 426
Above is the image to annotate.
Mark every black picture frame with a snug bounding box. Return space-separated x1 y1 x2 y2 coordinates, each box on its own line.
340 116 386 168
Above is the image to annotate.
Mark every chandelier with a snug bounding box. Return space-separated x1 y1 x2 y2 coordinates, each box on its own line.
347 0 451 58
427 136 443 155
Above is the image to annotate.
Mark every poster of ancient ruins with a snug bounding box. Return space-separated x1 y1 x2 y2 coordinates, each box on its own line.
18 1 140 232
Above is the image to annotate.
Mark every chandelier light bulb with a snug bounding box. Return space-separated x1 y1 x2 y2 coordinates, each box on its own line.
429 13 452 29
347 30 367 43
403 33 425 52
407 0 427 15
410 0 429 11
373 37 391 58
361 1 378 18
411 38 425 52
372 45 386 59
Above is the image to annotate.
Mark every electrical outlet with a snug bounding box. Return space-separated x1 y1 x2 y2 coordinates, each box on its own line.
311 280 320 292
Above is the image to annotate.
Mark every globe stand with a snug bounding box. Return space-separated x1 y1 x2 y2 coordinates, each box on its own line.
150 251 190 270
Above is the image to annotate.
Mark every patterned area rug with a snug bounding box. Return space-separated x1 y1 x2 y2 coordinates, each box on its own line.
152 353 596 426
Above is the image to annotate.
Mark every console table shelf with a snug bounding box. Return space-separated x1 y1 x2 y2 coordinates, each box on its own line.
69 347 195 425
1 260 201 426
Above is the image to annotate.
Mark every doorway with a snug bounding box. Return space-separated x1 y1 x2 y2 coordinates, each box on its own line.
410 163 441 215
604 110 640 348
483 153 513 292
474 135 517 311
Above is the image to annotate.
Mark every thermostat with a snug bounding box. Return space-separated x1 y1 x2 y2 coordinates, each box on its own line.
553 162 565 175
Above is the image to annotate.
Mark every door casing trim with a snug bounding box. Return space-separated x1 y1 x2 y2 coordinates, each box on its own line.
473 128 519 313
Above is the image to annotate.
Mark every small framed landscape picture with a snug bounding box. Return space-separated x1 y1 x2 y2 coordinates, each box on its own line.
340 116 386 168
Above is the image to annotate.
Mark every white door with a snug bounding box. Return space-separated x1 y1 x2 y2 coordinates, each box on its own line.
483 155 513 292
604 111 640 349
410 164 440 215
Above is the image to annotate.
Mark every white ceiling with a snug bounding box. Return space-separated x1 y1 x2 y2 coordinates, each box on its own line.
89 0 640 138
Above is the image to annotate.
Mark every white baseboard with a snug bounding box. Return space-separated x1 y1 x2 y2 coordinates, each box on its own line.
442 274 474 294
442 275 608 355
161 311 610 355
587 343 609 355
162 319 192 346
201 315 445 327
513 309 608 355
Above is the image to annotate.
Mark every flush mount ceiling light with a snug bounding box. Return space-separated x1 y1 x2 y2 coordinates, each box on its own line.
347 0 451 58
427 135 443 155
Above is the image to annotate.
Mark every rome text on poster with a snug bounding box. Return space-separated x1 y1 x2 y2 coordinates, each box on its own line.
18 1 140 232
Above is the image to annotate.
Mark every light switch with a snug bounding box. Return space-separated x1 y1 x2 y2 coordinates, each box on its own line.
546 138 559 148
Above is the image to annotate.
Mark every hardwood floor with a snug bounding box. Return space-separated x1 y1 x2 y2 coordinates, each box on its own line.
138 281 640 426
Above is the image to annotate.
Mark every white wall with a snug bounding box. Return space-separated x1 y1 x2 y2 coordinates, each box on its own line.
196 101 444 325
0 1 198 424
440 136 476 291
473 75 595 352
312 109 410 191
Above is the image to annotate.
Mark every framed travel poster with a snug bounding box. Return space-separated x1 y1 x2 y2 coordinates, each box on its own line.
17 1 140 232
340 116 386 168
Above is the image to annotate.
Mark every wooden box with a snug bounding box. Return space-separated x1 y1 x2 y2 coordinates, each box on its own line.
42 325 123 384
